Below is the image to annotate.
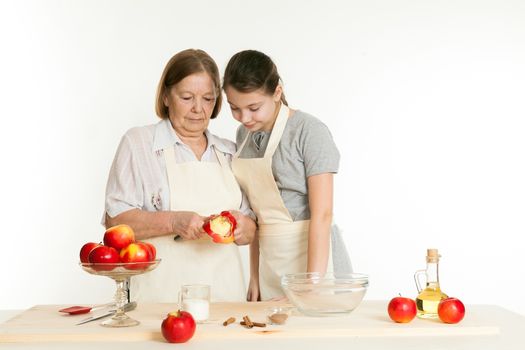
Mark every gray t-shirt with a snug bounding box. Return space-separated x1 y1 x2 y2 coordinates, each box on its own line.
236 110 340 221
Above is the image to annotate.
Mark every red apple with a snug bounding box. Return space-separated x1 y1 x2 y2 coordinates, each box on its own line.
388 296 417 323
142 241 156 260
438 297 465 324
120 242 152 269
88 246 120 270
103 224 135 251
161 310 196 343
203 211 236 243
79 242 101 263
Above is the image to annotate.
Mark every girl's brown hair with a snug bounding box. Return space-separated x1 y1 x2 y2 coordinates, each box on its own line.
222 50 288 106
155 49 222 119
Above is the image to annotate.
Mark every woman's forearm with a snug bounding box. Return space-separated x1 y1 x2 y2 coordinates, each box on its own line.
105 209 175 240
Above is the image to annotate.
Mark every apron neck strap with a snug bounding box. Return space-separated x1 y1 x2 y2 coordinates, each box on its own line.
263 104 289 158
234 104 290 159
235 131 250 158
213 146 228 168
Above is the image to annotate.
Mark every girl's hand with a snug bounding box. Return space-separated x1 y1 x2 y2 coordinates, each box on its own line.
171 211 206 240
247 277 261 302
229 210 256 245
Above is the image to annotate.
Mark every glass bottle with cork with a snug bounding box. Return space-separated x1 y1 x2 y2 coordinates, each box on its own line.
414 248 448 318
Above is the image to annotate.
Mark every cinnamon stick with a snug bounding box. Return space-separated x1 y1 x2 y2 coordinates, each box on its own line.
241 321 266 327
242 315 254 328
222 317 235 326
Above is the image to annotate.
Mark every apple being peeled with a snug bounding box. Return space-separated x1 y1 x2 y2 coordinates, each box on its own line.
88 246 120 270
203 211 236 243
79 242 101 263
388 296 417 323
161 310 196 343
103 224 135 251
438 297 465 324
120 242 152 270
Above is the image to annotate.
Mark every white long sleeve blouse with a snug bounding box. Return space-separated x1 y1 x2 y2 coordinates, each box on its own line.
103 118 253 222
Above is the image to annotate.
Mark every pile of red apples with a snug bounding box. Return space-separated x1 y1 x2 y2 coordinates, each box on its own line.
79 224 156 270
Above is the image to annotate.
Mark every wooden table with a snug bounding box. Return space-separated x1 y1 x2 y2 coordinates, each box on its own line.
1 301 524 349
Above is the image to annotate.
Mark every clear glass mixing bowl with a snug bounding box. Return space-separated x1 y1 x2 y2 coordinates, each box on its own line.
281 272 369 316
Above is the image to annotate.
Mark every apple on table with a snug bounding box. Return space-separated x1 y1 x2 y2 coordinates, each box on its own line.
161 310 196 343
438 297 466 324
387 296 417 323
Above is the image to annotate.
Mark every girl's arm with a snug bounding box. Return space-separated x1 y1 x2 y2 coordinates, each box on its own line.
306 173 334 273
246 232 261 301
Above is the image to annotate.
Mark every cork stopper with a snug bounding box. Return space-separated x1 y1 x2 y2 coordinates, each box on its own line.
426 248 440 263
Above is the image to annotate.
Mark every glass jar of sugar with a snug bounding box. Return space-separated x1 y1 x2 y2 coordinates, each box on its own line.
179 284 210 323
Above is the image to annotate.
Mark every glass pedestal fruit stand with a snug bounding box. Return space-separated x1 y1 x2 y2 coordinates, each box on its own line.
80 260 160 327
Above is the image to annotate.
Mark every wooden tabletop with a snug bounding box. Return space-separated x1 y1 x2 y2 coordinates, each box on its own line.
1 300 524 350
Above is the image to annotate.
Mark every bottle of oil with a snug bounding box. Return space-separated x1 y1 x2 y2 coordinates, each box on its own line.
414 248 448 318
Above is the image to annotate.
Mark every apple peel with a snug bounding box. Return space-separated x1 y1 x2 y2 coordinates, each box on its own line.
203 211 236 244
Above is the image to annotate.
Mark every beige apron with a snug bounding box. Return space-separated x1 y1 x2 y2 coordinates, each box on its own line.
232 105 332 300
131 145 245 302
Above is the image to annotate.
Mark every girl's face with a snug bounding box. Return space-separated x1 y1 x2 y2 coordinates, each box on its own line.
164 72 217 137
224 86 282 132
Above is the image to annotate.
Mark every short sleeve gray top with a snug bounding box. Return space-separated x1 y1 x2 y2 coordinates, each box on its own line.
236 110 340 221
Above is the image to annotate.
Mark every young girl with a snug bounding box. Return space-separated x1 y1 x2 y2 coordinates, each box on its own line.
223 50 352 301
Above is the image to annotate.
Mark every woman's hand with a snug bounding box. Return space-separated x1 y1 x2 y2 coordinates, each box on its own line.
171 211 207 240
229 210 256 245
246 276 261 302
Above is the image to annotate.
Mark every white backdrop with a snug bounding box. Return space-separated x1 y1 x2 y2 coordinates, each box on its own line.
1 0 524 316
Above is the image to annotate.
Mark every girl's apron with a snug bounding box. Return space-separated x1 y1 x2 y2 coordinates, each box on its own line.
232 105 333 300
131 145 245 302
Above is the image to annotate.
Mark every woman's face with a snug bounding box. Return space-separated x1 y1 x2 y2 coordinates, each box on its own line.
164 72 217 137
224 86 282 132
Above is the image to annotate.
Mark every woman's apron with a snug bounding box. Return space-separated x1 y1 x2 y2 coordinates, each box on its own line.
231 105 333 300
130 145 245 302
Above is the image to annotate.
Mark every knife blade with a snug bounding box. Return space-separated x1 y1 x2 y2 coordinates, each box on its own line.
76 301 137 325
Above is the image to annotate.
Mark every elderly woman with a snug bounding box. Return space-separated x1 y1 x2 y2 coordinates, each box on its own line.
103 49 256 302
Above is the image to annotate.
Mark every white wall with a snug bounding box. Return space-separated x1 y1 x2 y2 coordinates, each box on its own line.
1 0 524 316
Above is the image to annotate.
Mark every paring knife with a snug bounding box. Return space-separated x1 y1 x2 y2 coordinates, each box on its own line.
76 302 137 325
